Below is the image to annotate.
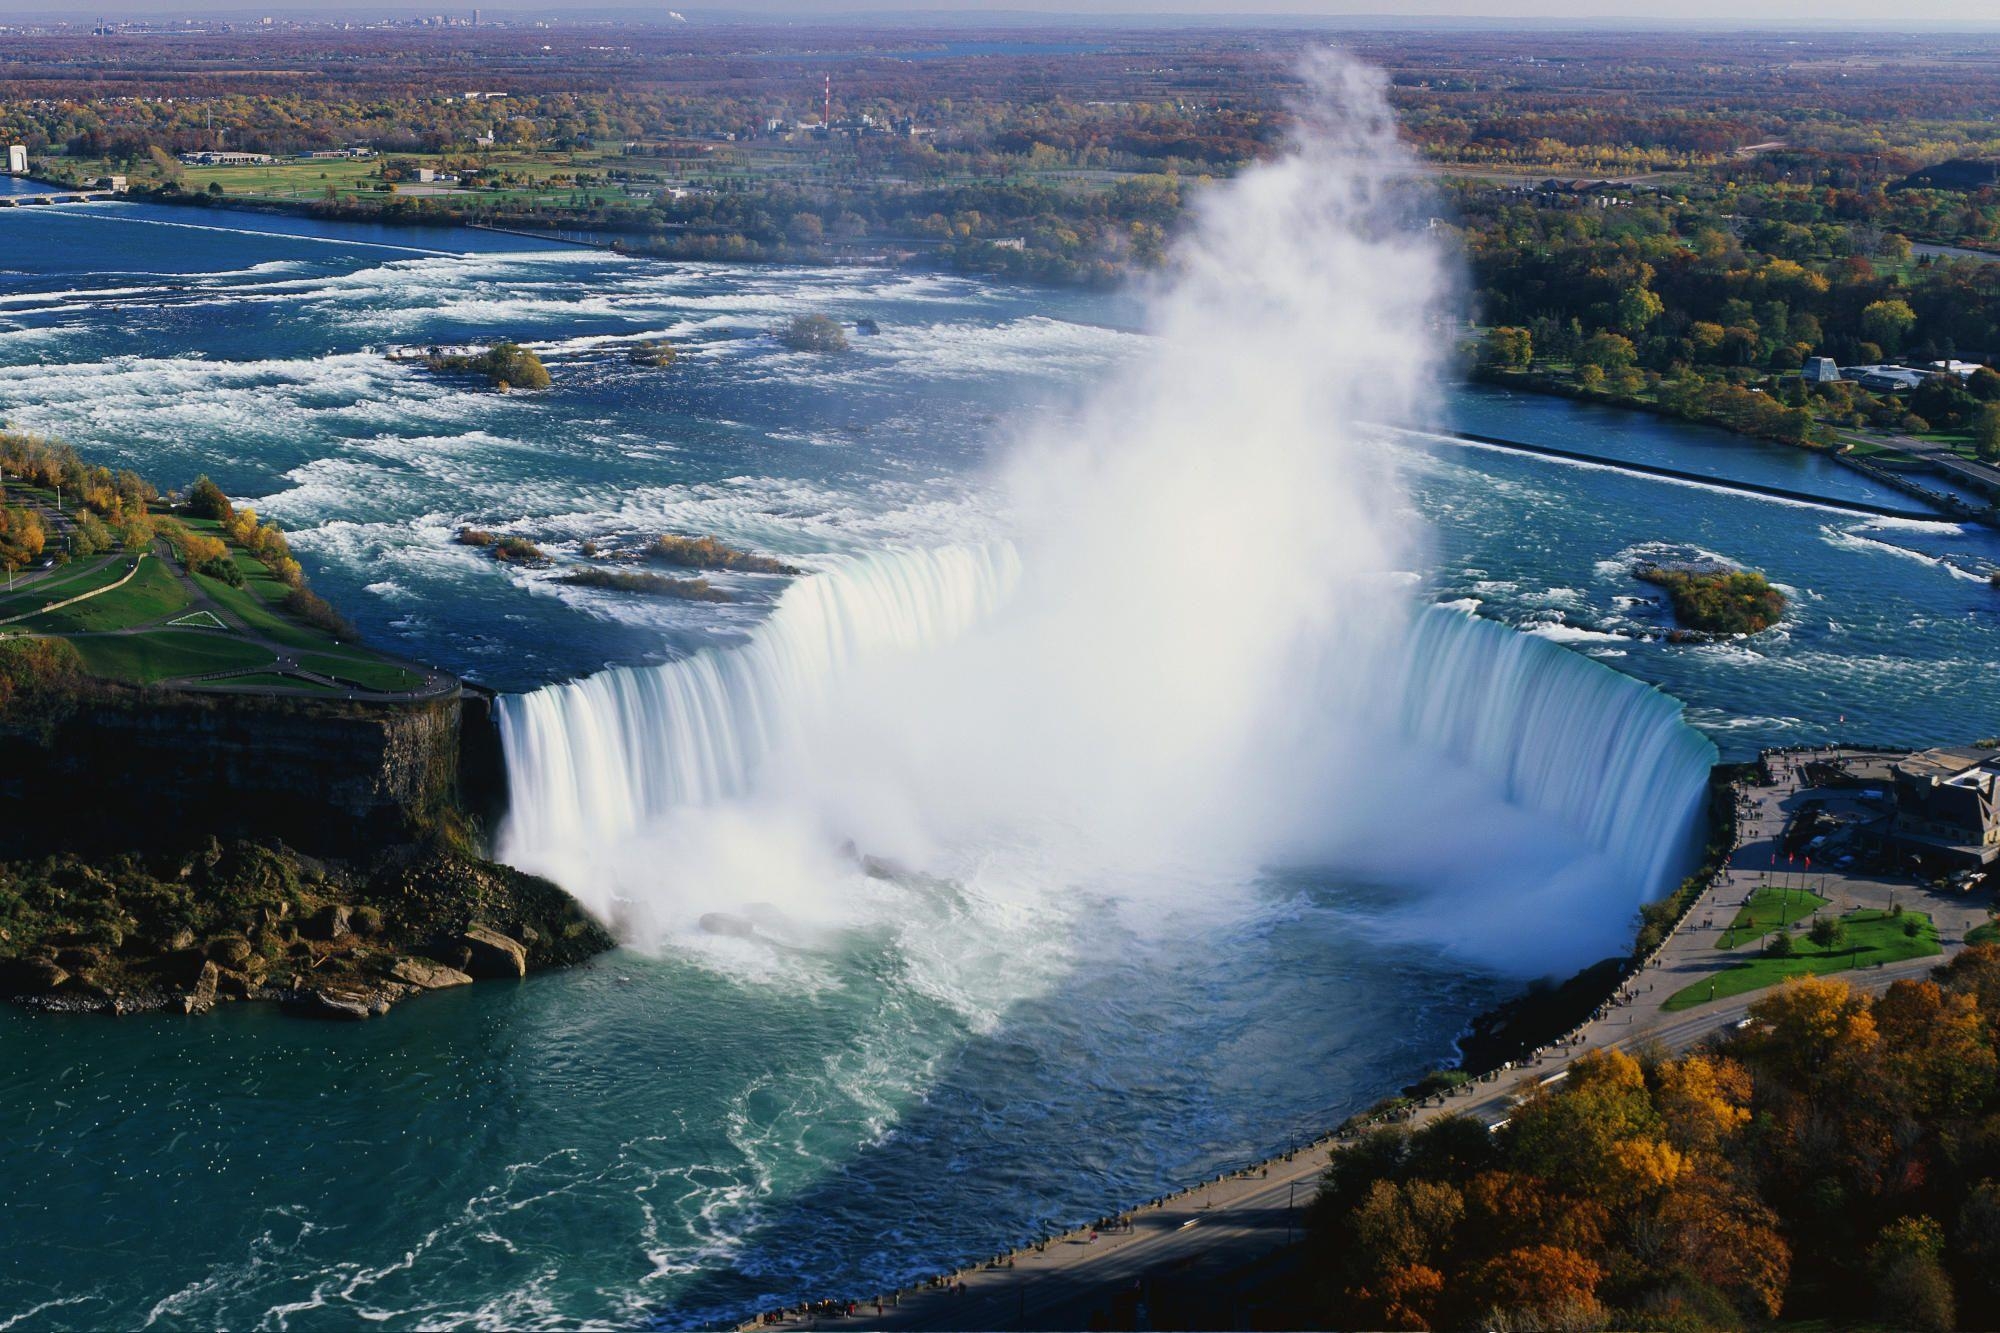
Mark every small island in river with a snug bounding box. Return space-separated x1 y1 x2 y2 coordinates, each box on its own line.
1634 560 1788 637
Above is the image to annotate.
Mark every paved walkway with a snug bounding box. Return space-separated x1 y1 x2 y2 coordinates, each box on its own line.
748 749 1996 1332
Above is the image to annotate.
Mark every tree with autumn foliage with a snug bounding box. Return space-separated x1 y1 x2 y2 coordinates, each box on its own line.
1294 959 2000 1329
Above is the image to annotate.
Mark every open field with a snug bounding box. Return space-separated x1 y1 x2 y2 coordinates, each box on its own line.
213 670 341 692
0 556 124 617
296 651 424 693
68 628 275 684
0 492 443 695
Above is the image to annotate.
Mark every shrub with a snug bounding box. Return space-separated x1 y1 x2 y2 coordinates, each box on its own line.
646 534 798 575
0 636 84 721
1635 563 1787 636
557 568 729 601
776 313 850 353
194 554 244 587
185 474 234 522
455 528 495 547
490 536 546 564
283 586 355 640
423 342 551 391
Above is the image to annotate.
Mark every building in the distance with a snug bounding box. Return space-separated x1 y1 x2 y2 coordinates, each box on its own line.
1892 747 2000 868
6 145 27 175
1804 356 1842 384
1845 364 1933 394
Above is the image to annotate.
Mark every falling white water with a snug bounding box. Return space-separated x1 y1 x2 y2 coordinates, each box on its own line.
496 54 1716 978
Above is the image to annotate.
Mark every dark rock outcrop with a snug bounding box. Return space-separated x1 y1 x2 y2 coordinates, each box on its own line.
459 926 527 978
0 693 465 859
0 840 613 1019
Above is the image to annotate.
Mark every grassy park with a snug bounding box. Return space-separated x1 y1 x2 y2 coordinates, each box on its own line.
1 446 441 696
1665 905 1943 1012
1719 885 1830 948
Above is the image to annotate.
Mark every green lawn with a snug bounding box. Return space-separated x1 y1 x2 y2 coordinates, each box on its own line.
296 652 423 694
69 630 277 685
10 512 420 690
1969 920 2000 947
191 565 332 652
0 556 126 618
15 557 189 634
1665 909 1943 1012
1720 886 1831 949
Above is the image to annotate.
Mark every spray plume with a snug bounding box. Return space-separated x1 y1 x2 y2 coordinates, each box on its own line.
497 54 1713 981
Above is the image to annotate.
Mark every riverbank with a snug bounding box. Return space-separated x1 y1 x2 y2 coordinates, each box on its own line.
1469 366 2000 527
0 841 612 1018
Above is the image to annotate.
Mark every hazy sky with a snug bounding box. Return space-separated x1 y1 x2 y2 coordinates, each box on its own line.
33 0 2000 22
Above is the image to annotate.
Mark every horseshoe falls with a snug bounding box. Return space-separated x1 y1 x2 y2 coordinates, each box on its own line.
497 547 1715 975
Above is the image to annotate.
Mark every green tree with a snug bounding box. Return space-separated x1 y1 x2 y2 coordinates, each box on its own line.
1481 326 1533 370
1616 285 1664 336
1974 404 2000 463
185 474 234 522
1860 299 1918 355
1578 331 1638 372
1809 917 1846 950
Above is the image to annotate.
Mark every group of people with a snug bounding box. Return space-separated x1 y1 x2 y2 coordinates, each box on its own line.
755 1292 898 1325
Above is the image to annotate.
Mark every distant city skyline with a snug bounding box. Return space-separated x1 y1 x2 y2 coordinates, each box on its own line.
21 0 2000 25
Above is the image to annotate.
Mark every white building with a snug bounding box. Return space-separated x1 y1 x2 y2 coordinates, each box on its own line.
6 145 27 175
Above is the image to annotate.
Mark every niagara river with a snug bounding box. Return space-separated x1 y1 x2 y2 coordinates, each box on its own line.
2 137 1998 1329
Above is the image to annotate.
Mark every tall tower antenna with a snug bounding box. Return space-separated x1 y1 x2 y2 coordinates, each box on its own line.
824 72 831 128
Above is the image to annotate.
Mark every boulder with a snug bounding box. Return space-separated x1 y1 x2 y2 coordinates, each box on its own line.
304 905 352 941
0 957 70 994
459 926 527 979
390 957 473 990
288 981 400 1020
182 960 219 1015
206 936 254 967
216 969 258 999
168 927 197 952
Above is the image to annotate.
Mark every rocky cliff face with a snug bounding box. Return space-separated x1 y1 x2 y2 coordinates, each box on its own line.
0 690 464 858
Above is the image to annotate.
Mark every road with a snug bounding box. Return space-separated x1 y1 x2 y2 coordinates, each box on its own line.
751 748 1993 1333
1845 430 2000 503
